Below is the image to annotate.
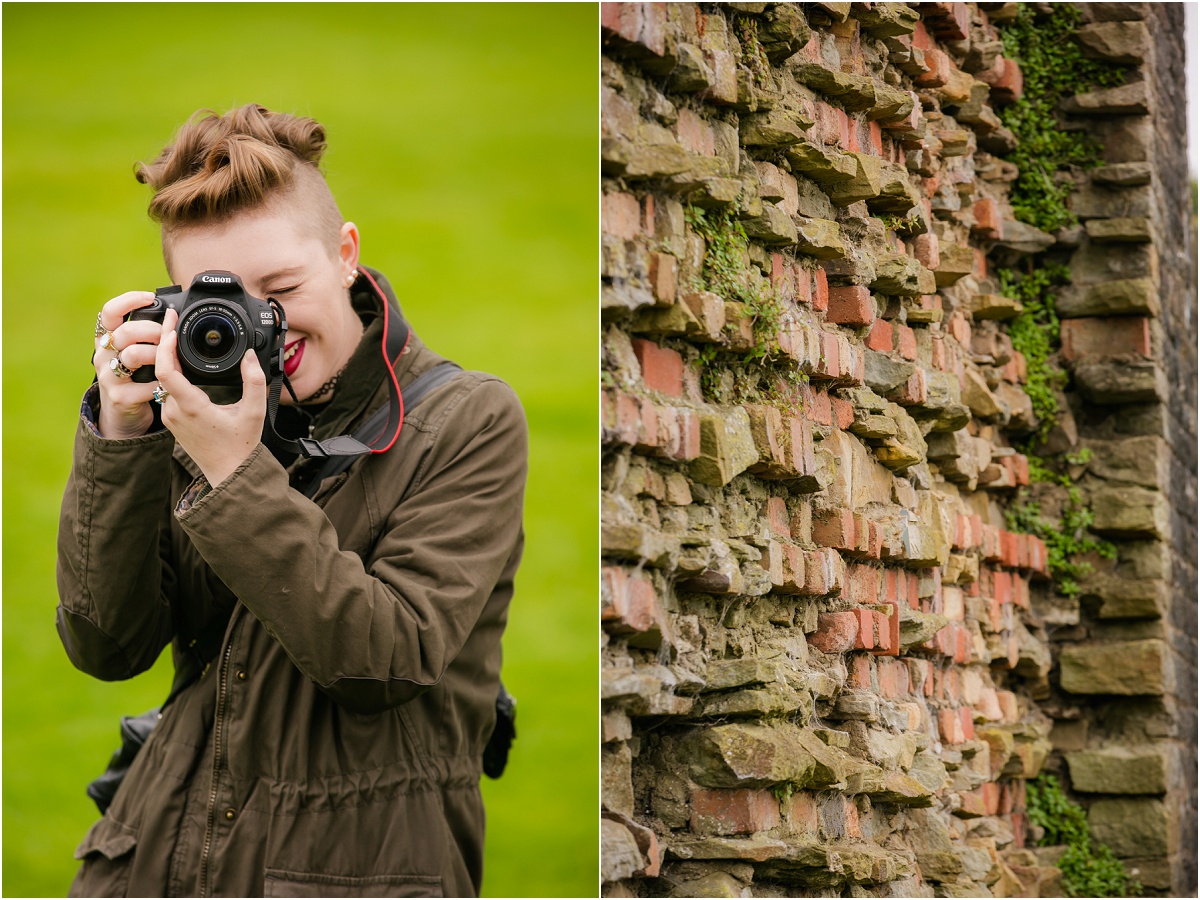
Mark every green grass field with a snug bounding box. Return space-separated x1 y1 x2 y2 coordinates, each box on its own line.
3 4 596 896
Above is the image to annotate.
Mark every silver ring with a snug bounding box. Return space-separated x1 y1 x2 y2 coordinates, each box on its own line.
152 384 170 405
94 312 107 338
109 354 133 379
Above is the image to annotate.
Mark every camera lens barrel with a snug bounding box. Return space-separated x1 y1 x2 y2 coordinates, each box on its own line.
177 301 251 376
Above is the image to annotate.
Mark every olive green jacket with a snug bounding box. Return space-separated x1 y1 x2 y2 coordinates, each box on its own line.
57 270 527 898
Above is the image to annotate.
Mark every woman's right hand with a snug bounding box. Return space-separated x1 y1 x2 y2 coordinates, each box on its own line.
94 291 161 440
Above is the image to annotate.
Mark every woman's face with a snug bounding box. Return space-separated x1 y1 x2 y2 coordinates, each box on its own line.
168 207 362 404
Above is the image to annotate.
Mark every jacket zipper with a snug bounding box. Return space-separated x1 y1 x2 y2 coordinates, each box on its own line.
198 633 236 897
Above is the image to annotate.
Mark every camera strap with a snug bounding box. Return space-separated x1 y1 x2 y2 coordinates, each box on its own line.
263 268 411 459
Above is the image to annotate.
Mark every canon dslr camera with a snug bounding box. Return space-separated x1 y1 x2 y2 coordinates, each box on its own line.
130 271 282 385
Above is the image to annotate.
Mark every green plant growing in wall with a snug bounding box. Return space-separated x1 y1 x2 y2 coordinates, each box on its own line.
995 4 1127 233
997 263 1069 446
1025 775 1142 897
1005 487 1116 597
685 204 784 362
997 265 1116 596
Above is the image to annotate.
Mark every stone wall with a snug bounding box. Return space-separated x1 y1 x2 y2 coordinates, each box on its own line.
601 3 1195 896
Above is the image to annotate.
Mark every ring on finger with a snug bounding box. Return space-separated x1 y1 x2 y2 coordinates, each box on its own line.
152 383 170 405
109 354 134 379
94 312 108 338
99 330 118 353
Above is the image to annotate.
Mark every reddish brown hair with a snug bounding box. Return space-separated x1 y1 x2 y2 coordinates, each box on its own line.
136 104 343 264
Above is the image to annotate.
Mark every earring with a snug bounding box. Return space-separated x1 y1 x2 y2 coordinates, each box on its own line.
346 269 358 286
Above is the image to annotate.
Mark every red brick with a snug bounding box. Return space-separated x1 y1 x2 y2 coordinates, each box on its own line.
972 197 1002 240
981 782 1001 816
601 567 660 634
808 611 860 653
1000 530 1020 568
631 339 683 397
924 2 971 41
907 658 933 697
804 548 845 596
914 48 951 88
602 191 642 240
635 398 659 451
796 267 813 306
786 792 820 834
848 653 873 689
830 396 855 430
1060 316 1151 361
667 407 701 461
814 100 852 148
600 2 667 57
939 707 966 744
820 795 862 840
865 120 883 156
895 324 917 360
892 367 928 405
982 57 1023 103
907 571 920 610
813 507 855 550
815 331 840 379
871 610 892 653
845 564 880 603
947 311 972 347
765 497 790 538
960 705 976 741
826 285 876 327
809 390 833 426
852 608 876 650
648 252 677 305
675 108 714 156
690 788 781 835
787 415 817 478
866 318 893 352
957 789 989 818
813 267 829 312
876 657 900 698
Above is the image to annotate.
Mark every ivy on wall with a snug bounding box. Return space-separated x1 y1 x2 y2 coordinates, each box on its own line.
997 4 1126 233
1026 775 1142 898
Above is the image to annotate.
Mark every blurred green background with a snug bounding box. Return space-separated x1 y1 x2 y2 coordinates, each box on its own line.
3 3 595 897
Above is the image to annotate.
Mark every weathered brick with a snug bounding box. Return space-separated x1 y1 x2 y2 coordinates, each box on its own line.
826 285 877 327
603 191 642 240
631 339 683 396
691 788 782 835
1060 316 1152 360
809 611 860 653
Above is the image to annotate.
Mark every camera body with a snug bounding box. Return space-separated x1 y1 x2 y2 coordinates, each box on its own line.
129 271 282 385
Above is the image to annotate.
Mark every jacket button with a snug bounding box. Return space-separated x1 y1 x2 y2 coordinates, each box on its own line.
224 808 236 821
236 670 247 682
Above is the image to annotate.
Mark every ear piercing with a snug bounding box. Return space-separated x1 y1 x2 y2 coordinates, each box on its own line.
346 269 358 287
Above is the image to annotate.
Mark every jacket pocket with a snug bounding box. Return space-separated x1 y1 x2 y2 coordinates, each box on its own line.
69 816 138 898
264 868 443 898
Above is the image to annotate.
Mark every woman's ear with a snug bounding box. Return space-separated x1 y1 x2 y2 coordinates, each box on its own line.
339 221 360 278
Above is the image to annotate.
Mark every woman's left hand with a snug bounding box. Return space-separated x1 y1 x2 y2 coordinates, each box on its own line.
155 308 268 486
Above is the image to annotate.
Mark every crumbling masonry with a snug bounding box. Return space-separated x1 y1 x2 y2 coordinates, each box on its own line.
601 2 1196 897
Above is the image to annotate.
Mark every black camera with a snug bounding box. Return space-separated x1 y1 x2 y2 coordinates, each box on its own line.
129 271 282 385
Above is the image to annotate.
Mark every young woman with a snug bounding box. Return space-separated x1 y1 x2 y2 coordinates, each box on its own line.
58 104 526 897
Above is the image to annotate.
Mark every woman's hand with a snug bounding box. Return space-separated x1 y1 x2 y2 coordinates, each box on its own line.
155 309 269 486
94 291 160 439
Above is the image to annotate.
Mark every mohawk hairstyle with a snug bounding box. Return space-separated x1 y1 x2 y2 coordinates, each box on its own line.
136 104 343 264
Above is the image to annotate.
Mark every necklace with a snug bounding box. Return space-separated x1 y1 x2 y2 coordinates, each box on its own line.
301 365 346 404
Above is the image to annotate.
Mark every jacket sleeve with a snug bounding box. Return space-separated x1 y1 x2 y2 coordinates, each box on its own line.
56 404 179 680
174 376 528 714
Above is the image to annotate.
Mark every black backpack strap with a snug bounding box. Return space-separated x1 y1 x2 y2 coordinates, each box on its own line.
300 362 463 499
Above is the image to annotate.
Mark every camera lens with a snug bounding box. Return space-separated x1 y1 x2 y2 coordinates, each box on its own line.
187 312 239 361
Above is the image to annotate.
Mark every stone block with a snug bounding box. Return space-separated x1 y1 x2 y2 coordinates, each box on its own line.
1090 484 1168 539
1059 640 1166 696
602 818 644 883
1076 21 1148 64
1066 747 1167 794
1089 798 1173 858
1073 358 1165 405
1061 81 1149 117
794 217 846 258
1084 216 1153 243
827 152 883 206
690 408 760 486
